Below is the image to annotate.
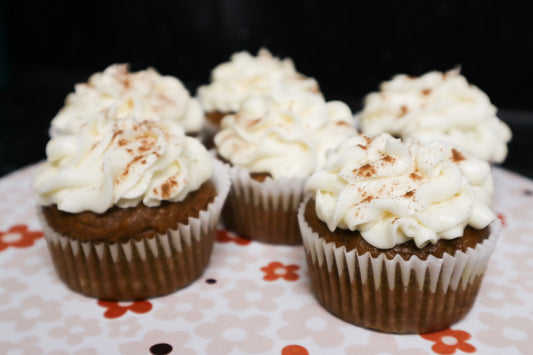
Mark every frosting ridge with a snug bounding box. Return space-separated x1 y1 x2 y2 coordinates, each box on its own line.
198 48 320 113
214 92 357 179
305 133 495 249
50 64 203 136
34 107 213 213
359 69 512 163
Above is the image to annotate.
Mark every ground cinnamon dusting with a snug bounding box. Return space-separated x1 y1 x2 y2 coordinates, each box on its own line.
399 105 409 117
138 138 155 152
361 196 374 203
119 75 132 89
160 179 178 199
382 155 396 163
363 136 374 145
404 190 415 198
336 121 350 127
246 118 261 128
451 148 466 162
410 172 422 181
353 163 377 178
112 130 124 141
119 156 144 182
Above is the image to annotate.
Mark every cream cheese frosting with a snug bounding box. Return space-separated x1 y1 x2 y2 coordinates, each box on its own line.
214 92 357 179
359 69 512 163
34 107 213 214
49 64 204 137
197 48 320 113
305 133 495 249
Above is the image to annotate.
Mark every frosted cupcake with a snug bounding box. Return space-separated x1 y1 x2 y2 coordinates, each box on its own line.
359 68 512 163
299 133 501 333
215 91 357 244
197 48 321 145
34 107 230 300
49 64 204 137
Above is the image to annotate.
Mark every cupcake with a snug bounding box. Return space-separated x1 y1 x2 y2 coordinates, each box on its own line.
299 133 500 333
34 107 230 300
49 64 204 137
215 91 357 245
359 68 512 163
197 48 321 146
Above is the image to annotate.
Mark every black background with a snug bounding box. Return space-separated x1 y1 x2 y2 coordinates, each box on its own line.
1 1 532 177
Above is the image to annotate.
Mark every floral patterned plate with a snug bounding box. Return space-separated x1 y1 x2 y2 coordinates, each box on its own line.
1 164 532 355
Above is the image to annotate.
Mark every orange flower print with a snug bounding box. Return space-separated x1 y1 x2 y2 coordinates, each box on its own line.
421 328 476 354
497 213 506 227
282 344 309 355
261 261 300 282
0 225 43 252
216 229 251 246
97 300 153 319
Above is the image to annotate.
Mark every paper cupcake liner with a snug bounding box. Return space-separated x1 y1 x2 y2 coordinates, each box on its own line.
38 159 231 301
201 118 219 150
221 164 307 245
297 197 501 333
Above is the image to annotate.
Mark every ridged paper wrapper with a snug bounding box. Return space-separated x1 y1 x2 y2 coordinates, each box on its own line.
297 197 501 333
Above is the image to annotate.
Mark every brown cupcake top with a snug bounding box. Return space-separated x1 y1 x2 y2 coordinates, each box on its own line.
41 180 217 243
304 198 490 261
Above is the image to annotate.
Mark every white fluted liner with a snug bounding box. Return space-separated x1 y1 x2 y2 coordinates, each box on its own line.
228 165 307 211
298 197 502 333
298 197 501 293
220 164 307 244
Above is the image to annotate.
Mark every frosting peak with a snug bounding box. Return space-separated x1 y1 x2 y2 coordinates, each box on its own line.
197 48 320 113
34 107 213 213
306 133 495 249
50 64 203 137
360 69 512 163
214 92 357 179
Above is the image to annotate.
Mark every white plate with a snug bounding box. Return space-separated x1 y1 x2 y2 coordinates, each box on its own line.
0 164 532 355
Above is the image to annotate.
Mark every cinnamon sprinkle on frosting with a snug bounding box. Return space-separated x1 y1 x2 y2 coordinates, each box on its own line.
410 172 422 181
451 148 466 162
382 155 396 163
399 105 409 117
353 163 377 178
404 190 415 198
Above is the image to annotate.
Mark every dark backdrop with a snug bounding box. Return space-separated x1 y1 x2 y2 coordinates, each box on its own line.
1 0 532 177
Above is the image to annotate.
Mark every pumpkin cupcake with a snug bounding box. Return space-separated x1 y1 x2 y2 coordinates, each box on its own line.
215 91 357 245
34 107 230 300
299 133 500 333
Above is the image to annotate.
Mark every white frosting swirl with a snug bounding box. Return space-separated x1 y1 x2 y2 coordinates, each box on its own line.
359 69 512 163
214 92 357 179
197 48 320 113
34 107 213 213
305 133 495 249
50 64 204 136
